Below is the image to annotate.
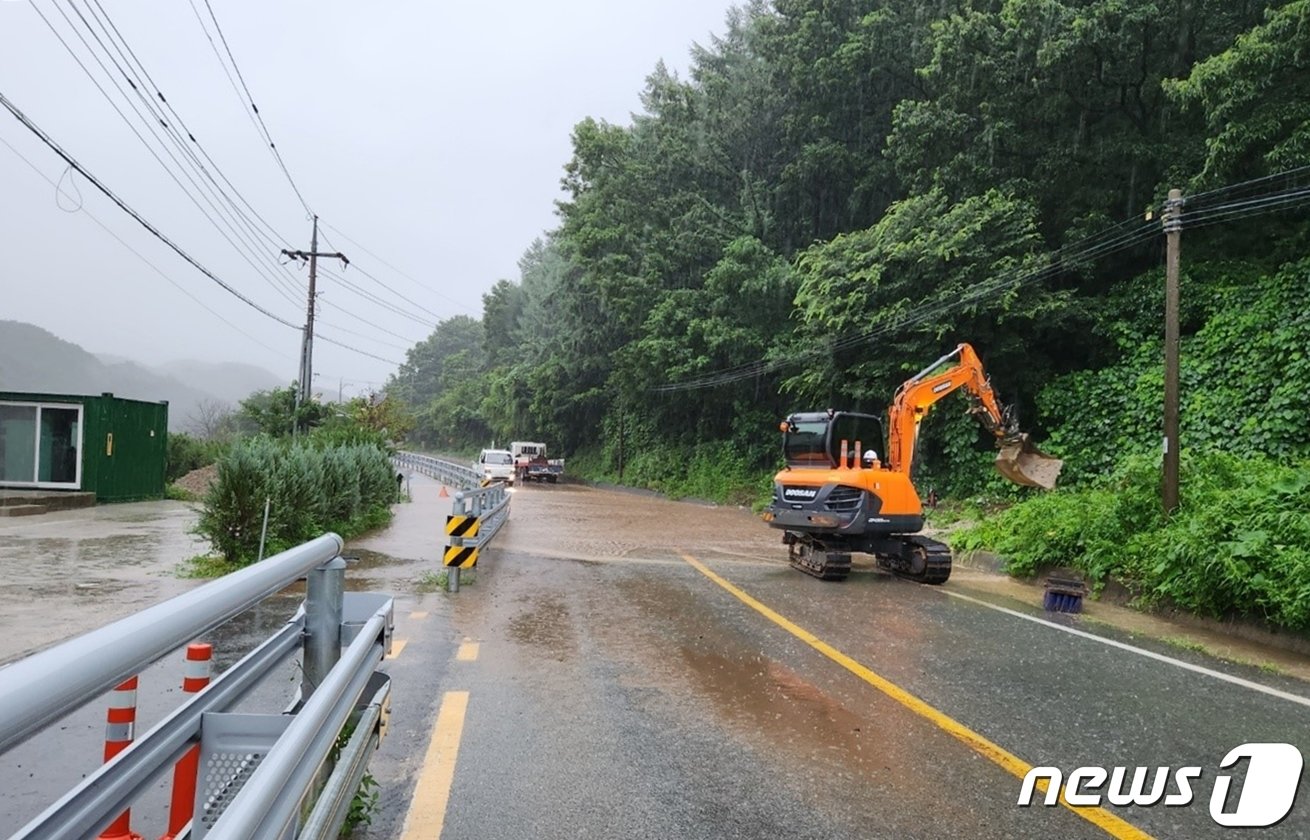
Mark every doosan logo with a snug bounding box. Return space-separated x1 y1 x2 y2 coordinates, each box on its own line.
783 487 818 500
1019 743 1304 827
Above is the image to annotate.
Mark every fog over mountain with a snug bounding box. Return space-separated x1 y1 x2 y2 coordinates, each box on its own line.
0 320 282 431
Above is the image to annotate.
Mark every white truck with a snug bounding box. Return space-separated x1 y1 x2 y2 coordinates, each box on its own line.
510 441 564 484
476 448 515 484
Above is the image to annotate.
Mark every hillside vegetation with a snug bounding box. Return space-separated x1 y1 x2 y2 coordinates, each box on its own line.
389 1 1310 626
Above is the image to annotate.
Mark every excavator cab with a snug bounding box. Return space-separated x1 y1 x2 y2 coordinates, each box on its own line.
782 411 884 469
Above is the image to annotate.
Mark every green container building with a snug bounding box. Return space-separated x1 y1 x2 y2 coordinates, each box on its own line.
0 391 168 502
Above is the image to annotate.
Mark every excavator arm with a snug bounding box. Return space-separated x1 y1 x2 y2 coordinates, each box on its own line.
886 343 1062 489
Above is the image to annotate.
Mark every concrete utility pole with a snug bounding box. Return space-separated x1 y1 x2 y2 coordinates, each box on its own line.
1163 188 1183 516
282 216 348 407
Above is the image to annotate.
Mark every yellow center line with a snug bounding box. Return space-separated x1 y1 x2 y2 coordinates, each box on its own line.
410 610 430 620
456 641 480 661
401 690 469 840
386 639 408 660
679 552 1153 840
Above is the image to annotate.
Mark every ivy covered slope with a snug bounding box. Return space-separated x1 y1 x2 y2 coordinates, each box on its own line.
384 0 1310 618
956 259 1310 630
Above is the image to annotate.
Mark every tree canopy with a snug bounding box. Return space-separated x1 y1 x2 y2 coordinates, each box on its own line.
390 0 1308 499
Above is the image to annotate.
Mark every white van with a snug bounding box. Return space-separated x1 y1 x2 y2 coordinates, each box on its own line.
477 449 515 484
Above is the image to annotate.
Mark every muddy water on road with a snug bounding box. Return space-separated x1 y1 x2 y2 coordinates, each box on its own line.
0 501 209 663
496 481 782 564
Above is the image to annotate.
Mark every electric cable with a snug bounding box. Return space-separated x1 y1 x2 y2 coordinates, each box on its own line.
61 0 309 305
0 93 404 368
0 90 297 326
30 0 304 311
320 220 477 313
190 0 314 216
0 130 296 361
317 266 439 329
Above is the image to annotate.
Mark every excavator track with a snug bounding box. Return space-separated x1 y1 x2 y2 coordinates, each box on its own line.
877 535 952 585
788 541 851 581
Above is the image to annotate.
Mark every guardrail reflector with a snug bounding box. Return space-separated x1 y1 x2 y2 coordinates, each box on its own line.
444 546 478 568
445 515 480 538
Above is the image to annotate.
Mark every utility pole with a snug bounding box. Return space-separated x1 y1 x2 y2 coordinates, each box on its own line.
282 216 348 409
1163 188 1183 516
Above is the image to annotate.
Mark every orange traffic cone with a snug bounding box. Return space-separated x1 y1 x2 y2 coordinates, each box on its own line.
439 485 449 498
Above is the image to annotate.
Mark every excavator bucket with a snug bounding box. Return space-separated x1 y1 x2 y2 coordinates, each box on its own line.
995 434 1063 490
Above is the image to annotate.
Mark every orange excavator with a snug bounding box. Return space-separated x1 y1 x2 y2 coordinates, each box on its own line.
763 343 1062 582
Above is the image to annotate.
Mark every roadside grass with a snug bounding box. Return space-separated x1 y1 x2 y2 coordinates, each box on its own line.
165 483 196 502
1162 636 1207 653
417 569 476 592
178 553 243 579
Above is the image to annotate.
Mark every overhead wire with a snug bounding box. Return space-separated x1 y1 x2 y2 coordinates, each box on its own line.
320 220 477 314
317 266 439 329
313 317 415 352
82 0 297 249
0 87 298 327
30 0 304 312
0 130 296 362
655 163 1310 394
318 300 427 345
37 0 432 366
1184 163 1310 208
189 0 314 217
0 89 403 368
62 0 308 306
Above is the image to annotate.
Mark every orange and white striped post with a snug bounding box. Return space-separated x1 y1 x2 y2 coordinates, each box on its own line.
160 643 212 840
97 676 144 840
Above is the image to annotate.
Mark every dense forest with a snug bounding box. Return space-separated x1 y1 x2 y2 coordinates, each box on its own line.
389 0 1310 624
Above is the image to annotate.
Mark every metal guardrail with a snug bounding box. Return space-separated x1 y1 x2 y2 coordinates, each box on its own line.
0 533 395 840
392 451 479 491
446 481 511 592
393 451 512 592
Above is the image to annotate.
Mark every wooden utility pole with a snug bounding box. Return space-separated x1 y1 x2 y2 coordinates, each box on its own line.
1163 188 1183 515
282 216 348 406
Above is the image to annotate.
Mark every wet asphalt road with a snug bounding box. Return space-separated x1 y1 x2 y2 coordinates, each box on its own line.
2 474 1309 838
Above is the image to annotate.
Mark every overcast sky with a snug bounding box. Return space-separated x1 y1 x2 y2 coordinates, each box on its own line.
0 0 738 397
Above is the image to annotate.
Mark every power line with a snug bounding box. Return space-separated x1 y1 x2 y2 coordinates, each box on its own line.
655 163 1310 394
317 266 439 329
0 130 296 361
318 299 426 344
1185 163 1310 208
1 90 401 369
349 262 446 321
315 331 402 366
0 88 296 325
81 0 297 250
320 220 476 313
190 0 314 216
64 0 307 307
315 317 415 352
30 0 305 312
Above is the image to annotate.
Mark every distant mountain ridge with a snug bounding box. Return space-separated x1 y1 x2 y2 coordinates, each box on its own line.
0 320 283 431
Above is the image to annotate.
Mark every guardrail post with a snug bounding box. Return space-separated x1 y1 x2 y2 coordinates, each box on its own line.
304 557 346 699
449 494 465 593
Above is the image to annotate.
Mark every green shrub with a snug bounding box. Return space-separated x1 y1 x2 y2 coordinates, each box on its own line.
196 439 397 565
166 432 222 483
953 453 1310 630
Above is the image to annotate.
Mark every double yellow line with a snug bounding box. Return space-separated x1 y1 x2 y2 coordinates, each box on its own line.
680 552 1153 840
